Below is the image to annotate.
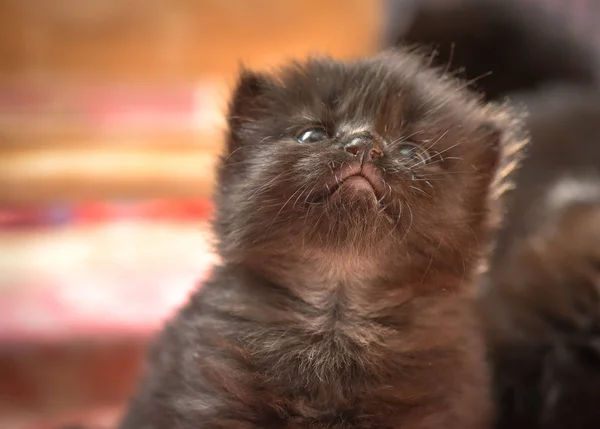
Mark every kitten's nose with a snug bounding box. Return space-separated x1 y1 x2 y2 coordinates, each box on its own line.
343 133 384 161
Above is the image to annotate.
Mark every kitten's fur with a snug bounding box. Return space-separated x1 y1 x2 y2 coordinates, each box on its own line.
118 50 526 429
481 88 600 429
383 0 599 100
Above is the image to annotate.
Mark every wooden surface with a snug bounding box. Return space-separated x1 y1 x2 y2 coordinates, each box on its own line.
0 0 382 82
0 0 382 204
1 146 218 203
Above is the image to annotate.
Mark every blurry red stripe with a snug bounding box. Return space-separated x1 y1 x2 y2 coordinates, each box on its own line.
0 198 214 228
73 198 213 224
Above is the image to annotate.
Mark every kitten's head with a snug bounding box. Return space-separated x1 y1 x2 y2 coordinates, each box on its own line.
215 49 524 275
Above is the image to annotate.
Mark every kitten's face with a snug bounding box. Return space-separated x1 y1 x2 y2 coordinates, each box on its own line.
216 51 504 266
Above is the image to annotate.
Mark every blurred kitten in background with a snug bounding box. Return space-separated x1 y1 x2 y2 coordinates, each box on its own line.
482 174 600 429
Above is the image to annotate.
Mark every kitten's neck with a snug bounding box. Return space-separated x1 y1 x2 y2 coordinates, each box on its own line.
220 260 473 406
237 247 464 322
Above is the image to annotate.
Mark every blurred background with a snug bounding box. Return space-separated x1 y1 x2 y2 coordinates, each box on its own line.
0 1 596 428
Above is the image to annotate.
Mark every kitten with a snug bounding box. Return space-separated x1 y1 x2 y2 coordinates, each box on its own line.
383 0 599 100
118 49 526 429
482 177 600 429
481 88 600 429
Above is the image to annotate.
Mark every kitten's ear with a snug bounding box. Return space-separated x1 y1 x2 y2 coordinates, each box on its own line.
479 119 528 202
475 122 504 171
227 68 274 135
479 122 503 147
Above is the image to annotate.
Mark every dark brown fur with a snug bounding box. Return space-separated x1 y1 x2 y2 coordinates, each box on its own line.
483 187 600 429
481 89 600 429
118 49 526 429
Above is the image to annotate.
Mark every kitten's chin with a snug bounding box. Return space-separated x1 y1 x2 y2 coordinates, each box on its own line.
310 179 395 217
330 176 380 205
306 161 389 208
301 180 400 237
296 203 401 254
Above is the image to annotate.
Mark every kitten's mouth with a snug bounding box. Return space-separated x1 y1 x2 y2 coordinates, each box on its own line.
327 162 387 202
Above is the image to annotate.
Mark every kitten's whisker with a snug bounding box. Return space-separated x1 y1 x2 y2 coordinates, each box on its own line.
412 178 453 184
420 158 447 168
399 201 414 245
292 183 314 209
429 138 465 157
386 130 426 150
419 170 474 176
296 183 320 208
384 201 403 241
384 182 393 199
222 145 247 164
249 172 287 198
270 186 307 227
405 130 453 170
456 71 493 92
416 129 453 156
420 154 464 169
443 43 456 75
409 185 431 198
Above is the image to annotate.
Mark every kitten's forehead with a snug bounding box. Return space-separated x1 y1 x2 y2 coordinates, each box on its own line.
335 121 372 135
276 57 414 130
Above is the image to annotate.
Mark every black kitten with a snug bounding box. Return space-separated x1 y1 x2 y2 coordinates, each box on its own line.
384 0 599 100
481 88 600 429
118 49 526 429
483 177 600 429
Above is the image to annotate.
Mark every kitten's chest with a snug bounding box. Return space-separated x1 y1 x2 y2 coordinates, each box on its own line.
240 282 410 396
226 280 435 425
248 318 390 379
278 414 401 429
256 393 431 429
242 318 411 416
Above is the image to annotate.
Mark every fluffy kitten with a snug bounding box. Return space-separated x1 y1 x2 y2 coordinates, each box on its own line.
483 177 600 429
481 88 600 429
383 0 599 100
118 49 525 429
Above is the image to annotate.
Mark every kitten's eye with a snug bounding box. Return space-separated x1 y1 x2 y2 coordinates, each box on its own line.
296 127 328 143
399 144 430 164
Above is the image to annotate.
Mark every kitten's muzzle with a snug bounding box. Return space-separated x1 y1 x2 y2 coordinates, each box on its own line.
307 133 388 203
329 161 387 201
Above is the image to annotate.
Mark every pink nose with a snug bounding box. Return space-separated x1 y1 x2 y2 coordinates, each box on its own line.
343 133 384 161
